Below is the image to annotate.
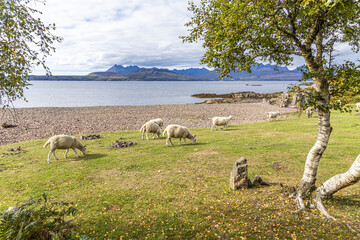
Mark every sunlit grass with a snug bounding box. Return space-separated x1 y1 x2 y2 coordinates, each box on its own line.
0 111 359 239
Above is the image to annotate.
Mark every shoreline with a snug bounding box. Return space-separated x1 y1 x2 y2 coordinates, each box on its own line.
0 103 293 146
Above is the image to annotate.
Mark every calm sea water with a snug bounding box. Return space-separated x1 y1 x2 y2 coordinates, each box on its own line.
13 80 298 108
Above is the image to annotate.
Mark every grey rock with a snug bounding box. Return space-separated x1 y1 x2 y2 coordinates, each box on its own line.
230 157 250 190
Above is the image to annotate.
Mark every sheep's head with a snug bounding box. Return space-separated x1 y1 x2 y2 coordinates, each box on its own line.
192 135 197 145
81 145 87 154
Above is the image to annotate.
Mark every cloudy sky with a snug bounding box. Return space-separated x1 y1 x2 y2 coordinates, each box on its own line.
31 0 358 75
31 0 206 75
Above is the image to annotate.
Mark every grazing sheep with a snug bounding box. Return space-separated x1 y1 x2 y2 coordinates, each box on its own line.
211 115 233 131
149 118 164 128
163 124 196 146
356 102 360 110
140 121 161 140
305 107 318 118
43 135 86 163
267 111 280 121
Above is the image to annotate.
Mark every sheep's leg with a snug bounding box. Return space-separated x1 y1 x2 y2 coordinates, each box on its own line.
64 149 69 158
146 132 149 140
142 131 145 140
73 148 80 157
152 133 156 140
166 137 173 146
47 151 53 163
52 151 59 161
183 138 187 145
225 124 228 130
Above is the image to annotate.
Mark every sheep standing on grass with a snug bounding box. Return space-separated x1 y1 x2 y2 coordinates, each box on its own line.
43 135 86 163
163 124 196 146
356 102 360 110
267 111 280 121
211 115 233 131
140 121 161 140
149 118 164 128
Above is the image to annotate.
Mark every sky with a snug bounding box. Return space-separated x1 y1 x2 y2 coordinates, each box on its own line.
31 0 207 75
31 0 358 75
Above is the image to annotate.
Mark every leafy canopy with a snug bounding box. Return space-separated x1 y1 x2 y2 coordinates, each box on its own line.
182 0 360 85
0 0 62 108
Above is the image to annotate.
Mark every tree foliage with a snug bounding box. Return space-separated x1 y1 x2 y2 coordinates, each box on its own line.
0 0 62 108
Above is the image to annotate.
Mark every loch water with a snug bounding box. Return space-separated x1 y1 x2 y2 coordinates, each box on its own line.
13 80 299 108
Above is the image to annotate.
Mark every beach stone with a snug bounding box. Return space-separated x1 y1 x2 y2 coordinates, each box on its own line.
230 157 250 190
1 122 17 129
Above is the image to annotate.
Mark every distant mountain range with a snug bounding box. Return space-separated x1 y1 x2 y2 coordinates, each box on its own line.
30 64 302 81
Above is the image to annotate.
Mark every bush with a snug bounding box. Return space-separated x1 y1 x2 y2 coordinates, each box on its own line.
0 194 77 240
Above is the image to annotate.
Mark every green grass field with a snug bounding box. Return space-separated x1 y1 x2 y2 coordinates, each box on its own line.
1 112 359 239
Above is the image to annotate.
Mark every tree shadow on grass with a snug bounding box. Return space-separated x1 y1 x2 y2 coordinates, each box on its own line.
165 142 208 147
70 153 107 161
212 128 238 131
326 195 360 208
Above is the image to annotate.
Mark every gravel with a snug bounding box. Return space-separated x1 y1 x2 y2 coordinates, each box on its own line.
0 103 292 145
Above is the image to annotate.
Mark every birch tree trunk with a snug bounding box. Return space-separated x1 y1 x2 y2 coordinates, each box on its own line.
314 155 360 222
316 154 360 201
297 110 332 204
296 63 332 204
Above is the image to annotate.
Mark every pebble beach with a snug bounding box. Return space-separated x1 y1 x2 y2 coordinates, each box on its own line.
0 103 292 145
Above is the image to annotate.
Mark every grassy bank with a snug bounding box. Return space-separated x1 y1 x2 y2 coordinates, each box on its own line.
1 112 359 239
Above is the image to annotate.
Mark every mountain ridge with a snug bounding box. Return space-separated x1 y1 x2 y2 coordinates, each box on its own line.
104 63 301 81
30 63 302 81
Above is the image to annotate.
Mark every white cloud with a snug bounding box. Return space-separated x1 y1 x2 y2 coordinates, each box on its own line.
31 0 205 75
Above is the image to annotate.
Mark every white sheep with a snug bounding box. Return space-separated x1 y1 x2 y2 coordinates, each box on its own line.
211 115 233 131
267 111 280 121
140 121 161 140
43 135 86 163
356 102 360 110
163 124 196 146
149 118 164 128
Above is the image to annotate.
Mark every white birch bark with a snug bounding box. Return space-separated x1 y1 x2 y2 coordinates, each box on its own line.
314 154 360 232
316 154 360 201
298 110 332 199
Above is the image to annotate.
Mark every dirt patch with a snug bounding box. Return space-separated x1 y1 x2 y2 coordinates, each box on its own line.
111 140 137 148
271 162 288 171
80 135 101 140
1 146 26 157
